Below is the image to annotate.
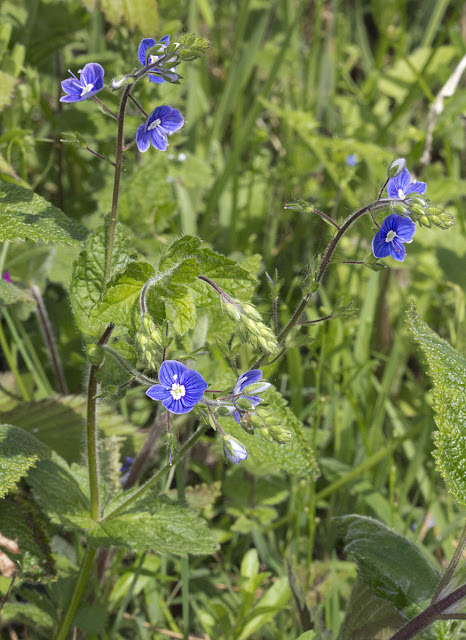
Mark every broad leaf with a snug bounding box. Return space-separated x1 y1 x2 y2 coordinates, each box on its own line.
0 70 17 112
0 497 55 583
69 221 133 336
87 492 219 556
219 387 318 478
90 261 154 329
340 515 440 610
0 279 34 305
0 424 50 498
407 306 466 505
0 181 87 246
27 452 93 531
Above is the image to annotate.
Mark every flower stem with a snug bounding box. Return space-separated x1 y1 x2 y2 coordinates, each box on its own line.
93 96 118 119
87 364 100 521
431 518 466 603
54 548 97 640
104 422 209 519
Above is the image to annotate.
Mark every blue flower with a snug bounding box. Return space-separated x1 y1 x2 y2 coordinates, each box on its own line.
372 214 416 262
138 36 176 84
230 369 270 424
136 105 184 152
387 167 426 201
346 153 357 166
223 437 248 464
146 360 208 414
60 63 105 103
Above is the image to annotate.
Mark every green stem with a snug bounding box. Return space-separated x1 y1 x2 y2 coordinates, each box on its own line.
105 422 209 519
87 364 100 521
176 463 190 640
54 548 96 640
0 315 30 401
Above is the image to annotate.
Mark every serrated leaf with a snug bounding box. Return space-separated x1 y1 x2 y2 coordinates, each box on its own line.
90 261 154 330
87 493 218 556
338 578 405 640
27 452 93 531
69 221 133 336
0 424 50 498
165 286 196 333
407 306 466 504
0 181 88 246
0 497 55 583
0 602 55 629
219 387 318 478
340 515 440 610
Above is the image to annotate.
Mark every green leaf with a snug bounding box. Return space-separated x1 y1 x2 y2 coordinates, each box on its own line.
86 493 219 556
340 515 440 610
0 497 55 583
27 452 93 531
0 279 34 305
0 181 88 246
338 577 405 640
69 221 133 336
407 306 466 505
237 577 291 640
96 341 137 390
100 0 159 32
0 602 55 629
0 424 50 498
219 387 318 478
0 70 17 112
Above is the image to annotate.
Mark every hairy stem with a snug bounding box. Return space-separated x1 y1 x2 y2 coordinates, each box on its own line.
431 518 466 603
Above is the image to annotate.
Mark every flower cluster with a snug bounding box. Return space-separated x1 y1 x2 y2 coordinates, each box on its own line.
372 162 426 263
59 37 184 153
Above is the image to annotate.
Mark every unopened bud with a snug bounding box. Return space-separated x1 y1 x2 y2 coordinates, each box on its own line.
387 158 406 179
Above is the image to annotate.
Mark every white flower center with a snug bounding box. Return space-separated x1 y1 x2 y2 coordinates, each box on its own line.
80 82 94 96
148 118 162 131
170 382 186 400
397 188 406 200
385 230 397 243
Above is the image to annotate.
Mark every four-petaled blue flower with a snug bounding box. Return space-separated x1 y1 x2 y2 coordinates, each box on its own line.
60 63 105 103
387 167 426 201
136 105 184 152
372 214 416 262
138 36 176 84
223 437 248 464
346 153 357 167
231 369 270 424
146 360 207 414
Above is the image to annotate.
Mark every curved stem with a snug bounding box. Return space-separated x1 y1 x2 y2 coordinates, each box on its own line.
54 548 96 640
431 518 466 603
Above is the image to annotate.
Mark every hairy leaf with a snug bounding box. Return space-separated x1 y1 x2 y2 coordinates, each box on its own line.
407 306 466 504
0 424 50 498
0 498 55 583
27 452 93 531
0 182 87 246
87 493 219 556
218 387 318 478
0 280 34 305
69 221 133 336
340 515 440 610
0 70 17 112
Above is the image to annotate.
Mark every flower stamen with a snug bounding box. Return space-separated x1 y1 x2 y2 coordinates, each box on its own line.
170 383 186 400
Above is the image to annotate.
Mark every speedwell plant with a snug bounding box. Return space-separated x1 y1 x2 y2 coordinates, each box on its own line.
0 30 462 640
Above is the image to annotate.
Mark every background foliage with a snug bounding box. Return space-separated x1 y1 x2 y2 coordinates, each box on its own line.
0 0 465 638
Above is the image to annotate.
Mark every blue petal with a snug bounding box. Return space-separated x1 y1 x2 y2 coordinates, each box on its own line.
394 215 416 242
372 230 391 258
146 385 171 401
147 73 166 84
159 35 171 46
138 38 156 66
389 238 407 262
61 78 83 96
163 396 194 414
80 63 104 91
150 127 168 151
159 106 184 133
179 368 208 399
405 180 427 196
60 94 86 103
235 369 263 393
387 167 411 198
158 360 187 388
136 124 151 152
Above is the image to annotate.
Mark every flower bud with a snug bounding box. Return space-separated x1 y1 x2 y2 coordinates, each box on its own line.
87 343 104 366
223 437 248 464
387 158 406 179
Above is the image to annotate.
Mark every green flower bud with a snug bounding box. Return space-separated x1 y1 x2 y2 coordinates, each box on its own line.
387 158 406 179
87 343 104 366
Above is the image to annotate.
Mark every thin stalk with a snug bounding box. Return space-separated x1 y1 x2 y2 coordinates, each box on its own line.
87 364 100 521
176 463 190 640
105 422 209 519
93 96 118 119
0 316 30 401
388 582 466 640
431 519 466 603
54 548 97 640
30 285 69 395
